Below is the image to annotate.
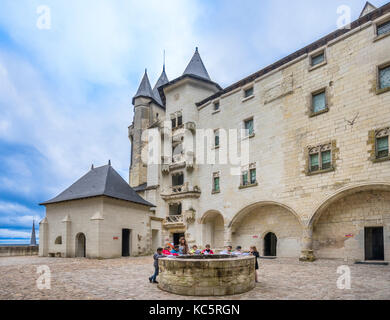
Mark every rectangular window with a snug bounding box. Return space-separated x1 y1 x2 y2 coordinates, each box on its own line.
310 154 319 172
242 171 249 186
312 90 326 113
379 65 390 90
377 20 390 36
172 174 184 186
171 118 176 129
321 150 331 170
177 115 183 126
311 52 325 66
376 136 389 159
244 118 254 136
250 168 256 184
244 87 254 98
214 102 220 111
213 176 220 192
214 130 220 147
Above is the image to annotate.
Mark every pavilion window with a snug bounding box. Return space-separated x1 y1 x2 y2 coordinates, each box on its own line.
213 175 220 193
177 114 183 126
312 90 327 113
214 130 220 148
172 173 184 186
379 65 390 90
310 154 319 172
171 117 176 129
244 118 254 136
376 136 389 159
244 87 254 98
214 102 220 111
242 171 249 186
309 143 333 173
250 168 257 184
377 20 390 36
311 52 325 66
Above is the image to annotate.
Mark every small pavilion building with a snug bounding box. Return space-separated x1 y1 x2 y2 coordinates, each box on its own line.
39 163 155 259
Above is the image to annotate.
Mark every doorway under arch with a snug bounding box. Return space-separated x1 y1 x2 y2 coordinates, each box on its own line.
263 232 277 257
201 210 225 250
75 233 86 258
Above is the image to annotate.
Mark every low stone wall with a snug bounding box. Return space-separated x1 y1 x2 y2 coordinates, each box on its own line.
0 246 39 257
158 255 255 296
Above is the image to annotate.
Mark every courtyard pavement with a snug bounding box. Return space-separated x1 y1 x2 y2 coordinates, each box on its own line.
0 256 389 300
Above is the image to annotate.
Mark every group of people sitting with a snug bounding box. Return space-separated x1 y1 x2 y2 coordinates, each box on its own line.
149 237 260 284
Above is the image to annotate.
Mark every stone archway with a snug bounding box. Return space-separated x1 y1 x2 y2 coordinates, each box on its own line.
201 210 225 250
75 233 86 258
229 201 303 258
309 183 390 261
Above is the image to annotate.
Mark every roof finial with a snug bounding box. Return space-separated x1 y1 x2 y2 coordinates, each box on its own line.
91 164 94 170
195 46 199 52
108 160 111 166
163 50 166 72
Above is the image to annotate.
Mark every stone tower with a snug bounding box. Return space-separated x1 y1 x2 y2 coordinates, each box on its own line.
129 68 168 188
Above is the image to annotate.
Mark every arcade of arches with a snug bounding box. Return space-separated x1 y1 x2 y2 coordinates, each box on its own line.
201 187 390 261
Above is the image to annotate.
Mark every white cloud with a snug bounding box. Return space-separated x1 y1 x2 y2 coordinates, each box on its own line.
0 228 31 239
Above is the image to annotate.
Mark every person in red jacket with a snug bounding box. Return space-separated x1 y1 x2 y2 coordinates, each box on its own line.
201 244 214 255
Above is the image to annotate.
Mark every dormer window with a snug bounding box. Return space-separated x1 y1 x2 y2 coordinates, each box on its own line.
377 20 390 36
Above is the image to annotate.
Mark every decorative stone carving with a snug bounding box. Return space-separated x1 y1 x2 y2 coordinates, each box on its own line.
263 73 294 104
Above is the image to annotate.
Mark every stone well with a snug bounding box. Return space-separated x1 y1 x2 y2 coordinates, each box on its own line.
158 255 256 296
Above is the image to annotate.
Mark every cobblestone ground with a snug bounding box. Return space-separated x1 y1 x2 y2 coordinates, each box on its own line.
0 256 389 300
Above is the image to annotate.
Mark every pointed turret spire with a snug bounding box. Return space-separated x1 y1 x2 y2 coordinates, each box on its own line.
30 220 37 246
153 65 169 106
132 69 156 105
183 47 211 81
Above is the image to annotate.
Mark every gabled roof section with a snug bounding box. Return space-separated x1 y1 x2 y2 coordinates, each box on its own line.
132 70 159 105
40 165 155 207
360 2 377 17
183 47 211 81
153 66 169 106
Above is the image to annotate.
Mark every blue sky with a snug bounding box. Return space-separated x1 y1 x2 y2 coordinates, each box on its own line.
0 0 388 244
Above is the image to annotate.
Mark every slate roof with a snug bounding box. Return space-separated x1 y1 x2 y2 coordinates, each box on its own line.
40 165 155 207
152 66 169 106
132 70 161 106
183 47 211 81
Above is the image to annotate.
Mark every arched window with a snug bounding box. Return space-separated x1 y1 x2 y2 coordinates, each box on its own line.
55 236 62 245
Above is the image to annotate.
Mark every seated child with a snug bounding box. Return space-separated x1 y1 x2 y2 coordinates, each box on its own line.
162 246 171 255
220 245 233 255
189 245 201 255
201 244 214 255
170 245 180 256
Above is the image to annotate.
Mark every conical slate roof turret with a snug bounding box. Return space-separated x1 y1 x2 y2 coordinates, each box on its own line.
153 65 169 106
132 70 156 105
183 47 211 81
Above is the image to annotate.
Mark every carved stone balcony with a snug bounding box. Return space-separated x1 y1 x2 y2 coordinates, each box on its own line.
161 183 201 201
163 215 185 229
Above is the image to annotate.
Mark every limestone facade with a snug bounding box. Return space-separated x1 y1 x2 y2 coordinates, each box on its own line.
130 3 390 261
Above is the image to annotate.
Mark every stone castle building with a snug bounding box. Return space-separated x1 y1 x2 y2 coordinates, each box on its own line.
129 2 390 262
39 2 390 261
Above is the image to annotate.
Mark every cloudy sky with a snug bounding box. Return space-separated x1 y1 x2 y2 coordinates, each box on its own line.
0 0 387 244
